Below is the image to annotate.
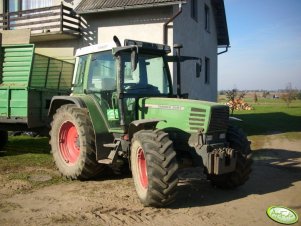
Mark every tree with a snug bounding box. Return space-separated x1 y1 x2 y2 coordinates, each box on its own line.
262 91 270 98
254 92 258 103
281 83 297 107
225 89 237 102
239 91 246 100
225 89 254 113
225 89 238 115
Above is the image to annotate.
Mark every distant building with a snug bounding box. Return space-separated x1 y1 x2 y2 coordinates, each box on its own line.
0 0 229 101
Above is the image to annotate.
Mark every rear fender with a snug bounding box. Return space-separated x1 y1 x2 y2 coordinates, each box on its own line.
73 95 114 161
49 95 113 161
48 96 86 119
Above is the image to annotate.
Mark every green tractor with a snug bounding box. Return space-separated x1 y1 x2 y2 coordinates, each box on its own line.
48 37 252 207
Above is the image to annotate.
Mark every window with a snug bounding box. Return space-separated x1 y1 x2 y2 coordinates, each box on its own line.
4 0 54 12
8 0 19 12
88 51 116 92
22 0 54 10
191 0 198 21
205 57 210 84
74 55 88 88
122 53 171 95
205 4 210 32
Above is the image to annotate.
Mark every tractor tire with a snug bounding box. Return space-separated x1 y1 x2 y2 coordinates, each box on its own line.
0 130 8 151
50 104 105 180
207 125 252 189
130 129 178 207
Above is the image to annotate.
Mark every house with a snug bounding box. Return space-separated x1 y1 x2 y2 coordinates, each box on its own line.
0 0 229 101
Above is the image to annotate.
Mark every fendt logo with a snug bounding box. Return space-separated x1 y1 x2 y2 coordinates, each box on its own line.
267 206 299 225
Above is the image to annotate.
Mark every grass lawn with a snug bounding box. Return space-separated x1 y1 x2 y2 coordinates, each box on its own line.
0 136 68 191
229 98 301 136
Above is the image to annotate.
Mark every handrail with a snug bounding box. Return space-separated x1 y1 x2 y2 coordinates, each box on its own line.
0 4 81 35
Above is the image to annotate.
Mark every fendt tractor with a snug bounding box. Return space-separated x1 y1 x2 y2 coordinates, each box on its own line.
0 37 252 207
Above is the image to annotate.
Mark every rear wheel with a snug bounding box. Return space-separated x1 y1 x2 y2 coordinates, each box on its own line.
207 126 252 188
0 130 8 152
50 104 104 180
130 130 178 207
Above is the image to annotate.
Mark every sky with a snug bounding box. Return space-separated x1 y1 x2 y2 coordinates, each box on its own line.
218 0 301 91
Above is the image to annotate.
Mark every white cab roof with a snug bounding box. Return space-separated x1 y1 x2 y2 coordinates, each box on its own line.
75 42 116 56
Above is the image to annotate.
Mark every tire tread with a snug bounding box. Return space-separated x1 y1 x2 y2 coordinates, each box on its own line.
131 129 178 207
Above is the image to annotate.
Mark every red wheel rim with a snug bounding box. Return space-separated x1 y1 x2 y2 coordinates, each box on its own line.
137 147 148 189
59 121 80 165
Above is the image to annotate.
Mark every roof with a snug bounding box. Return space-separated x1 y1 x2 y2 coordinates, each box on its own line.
75 42 116 56
75 0 185 14
211 0 230 46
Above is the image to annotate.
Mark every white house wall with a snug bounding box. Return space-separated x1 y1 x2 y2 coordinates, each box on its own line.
35 39 80 63
174 0 218 101
81 7 174 45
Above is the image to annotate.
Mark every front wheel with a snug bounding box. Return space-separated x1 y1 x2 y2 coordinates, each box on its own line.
207 125 252 188
130 130 178 207
50 104 105 180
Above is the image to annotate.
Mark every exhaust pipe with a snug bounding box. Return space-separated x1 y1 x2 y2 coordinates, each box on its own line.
174 44 183 98
113 35 121 47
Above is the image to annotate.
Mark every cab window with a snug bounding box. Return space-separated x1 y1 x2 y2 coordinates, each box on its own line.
88 51 116 92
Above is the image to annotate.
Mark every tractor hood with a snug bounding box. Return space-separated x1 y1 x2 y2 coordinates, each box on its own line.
138 97 229 134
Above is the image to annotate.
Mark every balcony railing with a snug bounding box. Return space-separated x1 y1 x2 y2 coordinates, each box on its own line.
0 4 82 42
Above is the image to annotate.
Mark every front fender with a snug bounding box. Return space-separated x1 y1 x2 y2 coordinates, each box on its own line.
128 119 165 140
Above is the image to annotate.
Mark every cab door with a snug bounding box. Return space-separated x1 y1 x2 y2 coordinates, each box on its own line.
85 50 121 130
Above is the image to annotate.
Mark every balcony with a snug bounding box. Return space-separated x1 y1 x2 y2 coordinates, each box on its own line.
0 4 83 42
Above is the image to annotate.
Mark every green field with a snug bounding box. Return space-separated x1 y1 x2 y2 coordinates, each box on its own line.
229 98 301 136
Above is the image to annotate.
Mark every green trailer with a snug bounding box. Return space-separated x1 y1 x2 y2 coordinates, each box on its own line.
0 44 73 136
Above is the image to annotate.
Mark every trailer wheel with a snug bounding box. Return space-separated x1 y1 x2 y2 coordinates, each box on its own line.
50 104 104 180
130 130 178 207
207 125 252 188
0 130 8 152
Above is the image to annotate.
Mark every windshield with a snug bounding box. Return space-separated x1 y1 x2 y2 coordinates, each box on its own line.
122 53 171 95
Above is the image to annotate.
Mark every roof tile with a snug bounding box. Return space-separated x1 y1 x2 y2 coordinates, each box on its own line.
75 0 184 13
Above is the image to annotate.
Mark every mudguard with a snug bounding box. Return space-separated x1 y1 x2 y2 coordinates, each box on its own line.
49 95 113 161
48 96 86 118
128 119 165 140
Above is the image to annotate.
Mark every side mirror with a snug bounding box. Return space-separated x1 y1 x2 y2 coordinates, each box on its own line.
131 48 138 72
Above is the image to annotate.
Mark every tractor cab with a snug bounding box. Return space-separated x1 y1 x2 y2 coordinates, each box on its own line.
72 39 174 130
